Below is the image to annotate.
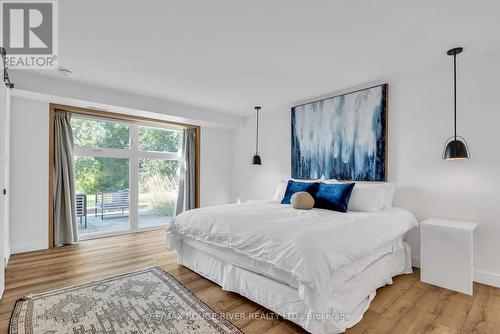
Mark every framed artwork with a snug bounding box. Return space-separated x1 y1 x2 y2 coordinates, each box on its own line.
291 84 387 181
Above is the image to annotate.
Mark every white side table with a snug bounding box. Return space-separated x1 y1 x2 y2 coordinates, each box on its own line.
421 218 477 295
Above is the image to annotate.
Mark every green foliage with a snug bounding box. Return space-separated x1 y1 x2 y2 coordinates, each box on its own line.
153 199 176 216
139 127 181 153
72 118 129 149
75 157 129 194
139 159 179 193
143 173 177 216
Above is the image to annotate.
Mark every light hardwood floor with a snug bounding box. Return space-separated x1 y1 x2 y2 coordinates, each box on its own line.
1 230 499 333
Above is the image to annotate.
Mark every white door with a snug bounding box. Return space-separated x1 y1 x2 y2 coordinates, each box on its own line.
0 67 7 297
3 88 9 263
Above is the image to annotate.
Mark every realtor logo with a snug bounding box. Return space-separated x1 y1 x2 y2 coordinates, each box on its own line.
0 0 58 68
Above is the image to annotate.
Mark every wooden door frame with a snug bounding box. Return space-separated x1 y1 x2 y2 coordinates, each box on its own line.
48 104 200 248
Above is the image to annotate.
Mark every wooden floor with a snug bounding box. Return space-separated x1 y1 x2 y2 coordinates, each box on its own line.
1 230 499 334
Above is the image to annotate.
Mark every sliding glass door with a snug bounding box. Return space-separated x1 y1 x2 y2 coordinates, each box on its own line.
71 116 182 239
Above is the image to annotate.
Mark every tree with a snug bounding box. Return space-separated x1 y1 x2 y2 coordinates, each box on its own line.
75 156 129 194
72 118 181 195
138 126 180 153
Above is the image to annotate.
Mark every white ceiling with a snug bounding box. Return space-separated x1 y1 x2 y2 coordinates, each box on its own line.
21 0 500 115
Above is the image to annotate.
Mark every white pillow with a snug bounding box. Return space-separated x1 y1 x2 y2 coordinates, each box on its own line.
324 180 395 212
273 176 325 202
273 180 288 201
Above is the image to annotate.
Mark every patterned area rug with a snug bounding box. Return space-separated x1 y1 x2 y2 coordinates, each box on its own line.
9 267 242 334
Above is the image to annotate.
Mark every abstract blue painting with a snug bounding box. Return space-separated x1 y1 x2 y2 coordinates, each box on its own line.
291 84 387 181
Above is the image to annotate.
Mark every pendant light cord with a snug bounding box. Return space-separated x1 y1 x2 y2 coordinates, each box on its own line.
454 53 457 141
255 107 259 154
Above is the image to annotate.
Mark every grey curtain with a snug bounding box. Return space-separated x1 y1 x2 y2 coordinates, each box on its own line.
176 128 196 215
54 111 78 245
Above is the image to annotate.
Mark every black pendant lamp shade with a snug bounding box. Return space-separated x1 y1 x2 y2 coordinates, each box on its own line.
252 106 262 165
443 47 470 160
252 153 262 165
443 137 469 160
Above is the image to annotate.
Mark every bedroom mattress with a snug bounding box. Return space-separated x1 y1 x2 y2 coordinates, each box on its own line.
173 235 412 334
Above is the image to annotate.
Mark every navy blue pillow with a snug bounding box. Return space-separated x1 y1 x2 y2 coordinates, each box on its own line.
313 183 355 213
281 180 319 204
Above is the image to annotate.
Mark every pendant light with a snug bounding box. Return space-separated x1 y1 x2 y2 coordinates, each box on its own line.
252 106 262 165
443 47 470 160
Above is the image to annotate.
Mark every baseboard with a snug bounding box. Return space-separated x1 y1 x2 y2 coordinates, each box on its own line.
412 255 500 288
11 240 48 254
474 269 500 288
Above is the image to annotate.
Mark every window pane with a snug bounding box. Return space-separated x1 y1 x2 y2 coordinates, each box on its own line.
71 117 129 149
138 159 180 228
138 126 181 153
74 156 130 236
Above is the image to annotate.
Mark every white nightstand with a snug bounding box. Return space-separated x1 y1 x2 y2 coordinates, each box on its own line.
421 218 477 295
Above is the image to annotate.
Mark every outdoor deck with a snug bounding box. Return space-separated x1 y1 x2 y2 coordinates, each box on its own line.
77 210 173 236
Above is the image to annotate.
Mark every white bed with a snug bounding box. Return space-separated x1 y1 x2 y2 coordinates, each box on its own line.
166 202 417 333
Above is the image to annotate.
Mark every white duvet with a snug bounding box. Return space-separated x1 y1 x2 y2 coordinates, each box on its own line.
166 202 417 325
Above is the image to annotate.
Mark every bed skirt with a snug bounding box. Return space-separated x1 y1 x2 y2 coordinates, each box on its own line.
170 236 412 334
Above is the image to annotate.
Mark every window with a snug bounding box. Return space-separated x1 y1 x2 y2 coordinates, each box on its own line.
71 115 183 239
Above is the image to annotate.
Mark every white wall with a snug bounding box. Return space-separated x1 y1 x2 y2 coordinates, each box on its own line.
9 97 235 254
230 51 500 287
200 127 234 207
10 98 49 254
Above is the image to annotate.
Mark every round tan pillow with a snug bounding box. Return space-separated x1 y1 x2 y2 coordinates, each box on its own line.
291 191 315 210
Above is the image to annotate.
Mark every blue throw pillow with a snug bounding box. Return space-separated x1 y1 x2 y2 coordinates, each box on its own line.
281 180 319 204
314 183 355 213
